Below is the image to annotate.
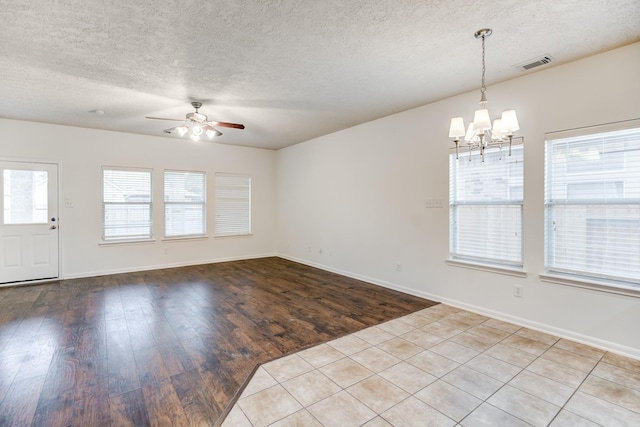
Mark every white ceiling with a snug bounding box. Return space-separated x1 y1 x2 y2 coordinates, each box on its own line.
1 1 639 150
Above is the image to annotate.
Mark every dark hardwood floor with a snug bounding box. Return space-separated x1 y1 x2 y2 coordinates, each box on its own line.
0 257 437 426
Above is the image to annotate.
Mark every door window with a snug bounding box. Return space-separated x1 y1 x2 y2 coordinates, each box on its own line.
3 169 48 224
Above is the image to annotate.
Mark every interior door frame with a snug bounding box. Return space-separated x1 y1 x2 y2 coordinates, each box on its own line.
0 157 62 286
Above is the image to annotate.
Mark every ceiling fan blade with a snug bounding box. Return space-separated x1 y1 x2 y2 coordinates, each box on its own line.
209 121 245 130
145 116 185 122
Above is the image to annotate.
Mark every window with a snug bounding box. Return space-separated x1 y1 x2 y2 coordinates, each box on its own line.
103 168 152 241
449 146 524 268
3 169 48 224
545 121 640 287
164 170 206 238
215 173 251 237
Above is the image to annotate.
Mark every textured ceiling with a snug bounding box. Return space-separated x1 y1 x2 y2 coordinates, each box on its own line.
1 0 639 150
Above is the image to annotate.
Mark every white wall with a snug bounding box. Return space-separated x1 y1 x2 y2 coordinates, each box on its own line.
276 42 640 357
0 120 278 278
1 43 638 357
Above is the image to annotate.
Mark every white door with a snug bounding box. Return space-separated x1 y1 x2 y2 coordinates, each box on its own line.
0 161 59 284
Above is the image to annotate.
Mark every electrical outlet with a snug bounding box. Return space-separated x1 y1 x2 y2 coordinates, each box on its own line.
513 285 523 298
425 199 434 208
396 263 401 272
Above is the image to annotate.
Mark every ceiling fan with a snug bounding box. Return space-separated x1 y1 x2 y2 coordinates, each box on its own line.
145 101 245 141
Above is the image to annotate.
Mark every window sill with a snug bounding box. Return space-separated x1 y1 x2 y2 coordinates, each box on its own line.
162 235 209 242
539 272 640 298
99 238 156 246
214 233 254 239
446 259 527 278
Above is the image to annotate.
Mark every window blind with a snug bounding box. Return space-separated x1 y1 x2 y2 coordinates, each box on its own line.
103 168 152 240
545 123 640 286
164 171 206 238
449 146 524 267
215 173 251 237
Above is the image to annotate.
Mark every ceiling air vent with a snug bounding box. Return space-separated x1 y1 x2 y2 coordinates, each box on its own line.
517 55 554 71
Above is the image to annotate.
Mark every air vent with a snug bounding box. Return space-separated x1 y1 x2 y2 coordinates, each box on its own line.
517 55 554 71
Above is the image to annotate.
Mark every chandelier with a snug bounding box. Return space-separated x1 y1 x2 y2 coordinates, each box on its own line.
448 29 522 161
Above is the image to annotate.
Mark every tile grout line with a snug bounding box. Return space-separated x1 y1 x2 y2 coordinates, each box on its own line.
408 316 583 426
453 322 535 426
233 306 635 427
345 311 506 425
456 330 610 427
545 350 606 426
275 310 505 426
258 309 450 426
385 313 528 425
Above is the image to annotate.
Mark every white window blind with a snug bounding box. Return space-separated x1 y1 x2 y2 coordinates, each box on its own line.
545 122 640 287
449 146 524 267
103 168 152 240
215 173 251 237
164 170 206 238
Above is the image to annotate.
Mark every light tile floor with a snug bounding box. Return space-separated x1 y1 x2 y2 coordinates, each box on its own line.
221 304 640 427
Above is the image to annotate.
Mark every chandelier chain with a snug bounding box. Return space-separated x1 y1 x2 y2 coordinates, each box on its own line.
481 34 486 96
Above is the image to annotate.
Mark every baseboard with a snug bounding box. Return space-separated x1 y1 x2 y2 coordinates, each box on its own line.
276 254 428 299
434 298 640 360
61 253 278 280
275 254 640 360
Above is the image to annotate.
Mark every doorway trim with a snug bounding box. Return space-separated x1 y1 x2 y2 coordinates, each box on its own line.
0 157 62 286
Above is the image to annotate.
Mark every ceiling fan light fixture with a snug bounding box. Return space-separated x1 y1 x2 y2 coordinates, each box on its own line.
204 125 222 139
187 112 207 122
145 101 244 142
192 124 203 136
